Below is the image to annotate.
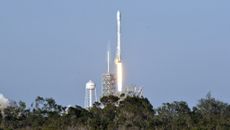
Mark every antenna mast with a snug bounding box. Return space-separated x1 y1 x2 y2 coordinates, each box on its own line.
107 50 110 73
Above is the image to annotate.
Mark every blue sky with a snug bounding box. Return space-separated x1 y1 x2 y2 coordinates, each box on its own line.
0 1 229 107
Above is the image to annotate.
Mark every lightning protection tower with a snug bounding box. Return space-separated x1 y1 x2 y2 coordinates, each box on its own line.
84 80 97 108
102 50 116 96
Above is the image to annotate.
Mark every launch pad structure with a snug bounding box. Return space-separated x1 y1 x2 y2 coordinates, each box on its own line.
85 10 143 108
101 11 143 98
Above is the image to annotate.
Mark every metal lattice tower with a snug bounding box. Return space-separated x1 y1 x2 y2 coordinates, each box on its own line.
101 49 116 96
102 73 116 96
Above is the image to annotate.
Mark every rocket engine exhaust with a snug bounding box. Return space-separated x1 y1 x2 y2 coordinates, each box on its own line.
116 61 123 92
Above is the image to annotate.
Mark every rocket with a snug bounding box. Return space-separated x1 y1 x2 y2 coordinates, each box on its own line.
115 10 123 93
116 10 121 63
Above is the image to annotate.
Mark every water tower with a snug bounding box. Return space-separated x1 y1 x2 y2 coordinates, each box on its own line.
84 80 97 108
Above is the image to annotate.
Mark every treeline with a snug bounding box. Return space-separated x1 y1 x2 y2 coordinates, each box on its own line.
0 93 230 130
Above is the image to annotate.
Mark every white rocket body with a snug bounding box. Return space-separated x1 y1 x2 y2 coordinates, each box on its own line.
116 11 121 62
115 11 123 93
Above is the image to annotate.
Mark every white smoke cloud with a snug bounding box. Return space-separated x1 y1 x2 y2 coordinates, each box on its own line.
0 94 9 111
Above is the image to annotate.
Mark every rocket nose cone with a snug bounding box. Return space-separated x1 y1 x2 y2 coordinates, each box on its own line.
117 11 121 19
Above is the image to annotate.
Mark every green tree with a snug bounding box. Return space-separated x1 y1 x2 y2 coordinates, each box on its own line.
155 101 192 130
2 101 29 130
194 92 230 129
0 112 2 128
63 105 90 130
116 96 155 130
86 95 120 130
0 94 229 130
100 95 119 106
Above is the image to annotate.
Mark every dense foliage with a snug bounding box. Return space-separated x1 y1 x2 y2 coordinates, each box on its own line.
0 93 229 130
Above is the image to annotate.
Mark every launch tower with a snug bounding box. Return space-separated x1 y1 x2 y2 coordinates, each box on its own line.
102 11 123 96
101 10 143 97
102 50 116 96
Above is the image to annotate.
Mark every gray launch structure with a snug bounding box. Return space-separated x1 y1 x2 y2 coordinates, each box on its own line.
102 50 116 96
102 73 116 96
101 10 143 98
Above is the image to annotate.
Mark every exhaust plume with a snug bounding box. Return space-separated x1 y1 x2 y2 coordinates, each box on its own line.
0 94 9 111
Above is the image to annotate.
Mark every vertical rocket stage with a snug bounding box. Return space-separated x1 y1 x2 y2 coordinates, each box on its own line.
115 11 123 92
116 11 121 62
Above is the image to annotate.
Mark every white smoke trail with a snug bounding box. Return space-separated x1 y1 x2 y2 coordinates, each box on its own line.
0 94 9 111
